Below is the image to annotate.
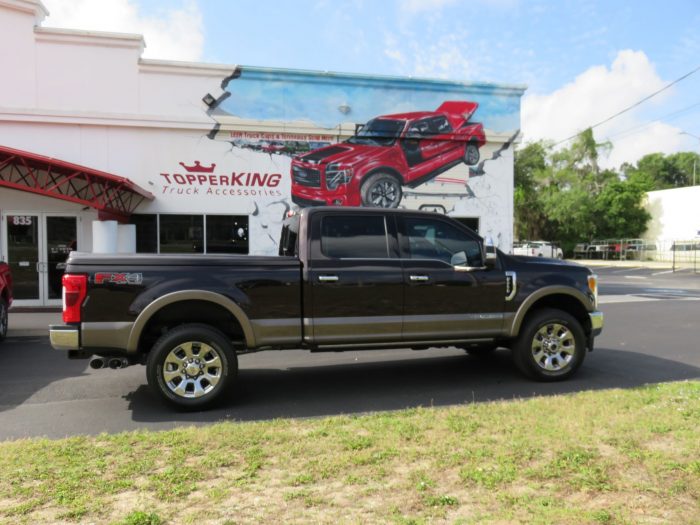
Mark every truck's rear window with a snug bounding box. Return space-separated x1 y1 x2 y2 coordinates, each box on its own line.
320 215 389 259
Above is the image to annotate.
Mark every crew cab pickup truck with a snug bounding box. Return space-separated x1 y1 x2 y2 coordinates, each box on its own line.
50 208 604 409
291 101 485 209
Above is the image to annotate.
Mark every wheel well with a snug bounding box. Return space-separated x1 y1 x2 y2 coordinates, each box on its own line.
361 167 403 187
137 300 245 353
522 294 591 335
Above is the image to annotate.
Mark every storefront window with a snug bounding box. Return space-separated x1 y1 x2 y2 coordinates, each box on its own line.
206 215 249 254
159 215 204 253
130 214 249 254
129 214 157 253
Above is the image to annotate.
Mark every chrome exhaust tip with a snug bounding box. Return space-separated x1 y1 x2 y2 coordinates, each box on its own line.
107 357 129 369
89 357 106 369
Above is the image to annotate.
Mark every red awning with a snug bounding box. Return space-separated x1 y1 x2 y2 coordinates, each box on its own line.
0 144 154 221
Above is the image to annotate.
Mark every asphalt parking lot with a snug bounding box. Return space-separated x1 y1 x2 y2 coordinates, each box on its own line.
0 265 698 440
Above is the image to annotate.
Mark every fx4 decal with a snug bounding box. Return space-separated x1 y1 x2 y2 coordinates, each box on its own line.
94 272 143 285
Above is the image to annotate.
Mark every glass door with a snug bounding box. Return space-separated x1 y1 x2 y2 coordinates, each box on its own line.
3 214 42 305
2 213 78 307
45 215 78 305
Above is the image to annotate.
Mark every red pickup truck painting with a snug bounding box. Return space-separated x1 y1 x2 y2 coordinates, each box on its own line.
291 101 486 208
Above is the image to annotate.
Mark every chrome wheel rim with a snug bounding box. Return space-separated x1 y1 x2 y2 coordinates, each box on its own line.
369 180 399 208
531 323 575 372
162 341 223 399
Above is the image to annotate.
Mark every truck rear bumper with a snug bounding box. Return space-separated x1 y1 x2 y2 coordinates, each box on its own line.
589 311 604 337
49 325 80 350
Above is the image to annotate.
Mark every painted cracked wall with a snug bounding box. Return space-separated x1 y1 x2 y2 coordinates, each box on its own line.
147 66 524 255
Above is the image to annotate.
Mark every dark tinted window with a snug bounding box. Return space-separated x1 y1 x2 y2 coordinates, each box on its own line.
206 215 248 254
159 215 203 253
321 215 388 258
129 214 158 253
404 217 482 266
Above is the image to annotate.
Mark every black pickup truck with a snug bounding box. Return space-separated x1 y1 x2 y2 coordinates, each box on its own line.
50 207 603 409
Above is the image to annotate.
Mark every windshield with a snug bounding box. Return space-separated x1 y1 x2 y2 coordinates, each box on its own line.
347 118 405 146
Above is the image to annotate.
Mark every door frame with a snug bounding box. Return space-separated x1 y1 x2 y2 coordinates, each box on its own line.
1 211 81 307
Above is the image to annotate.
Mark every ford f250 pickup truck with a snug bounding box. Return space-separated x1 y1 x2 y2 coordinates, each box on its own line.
50 207 604 409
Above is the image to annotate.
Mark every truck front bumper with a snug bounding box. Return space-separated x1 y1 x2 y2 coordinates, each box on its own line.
589 311 604 337
49 325 80 350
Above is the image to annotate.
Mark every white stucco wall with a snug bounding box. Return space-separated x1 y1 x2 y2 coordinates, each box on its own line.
644 186 700 240
0 0 521 258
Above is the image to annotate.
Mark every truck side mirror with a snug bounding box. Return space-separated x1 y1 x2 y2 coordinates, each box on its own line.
484 237 497 268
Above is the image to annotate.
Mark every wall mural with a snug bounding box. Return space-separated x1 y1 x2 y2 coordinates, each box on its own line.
149 67 521 255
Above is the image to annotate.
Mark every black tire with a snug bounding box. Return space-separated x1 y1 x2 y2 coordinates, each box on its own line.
146 323 238 410
512 308 586 381
464 143 480 166
0 298 7 341
360 172 402 208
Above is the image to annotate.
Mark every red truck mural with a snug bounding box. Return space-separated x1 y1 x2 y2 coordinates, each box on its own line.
0 262 12 341
291 101 486 208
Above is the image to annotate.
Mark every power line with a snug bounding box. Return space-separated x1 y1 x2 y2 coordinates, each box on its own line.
554 63 700 146
603 100 700 141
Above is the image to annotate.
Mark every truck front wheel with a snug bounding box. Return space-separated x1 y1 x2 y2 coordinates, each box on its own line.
360 172 402 208
147 323 238 410
512 308 586 381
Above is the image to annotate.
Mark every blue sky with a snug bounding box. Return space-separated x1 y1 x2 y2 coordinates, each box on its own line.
44 0 700 167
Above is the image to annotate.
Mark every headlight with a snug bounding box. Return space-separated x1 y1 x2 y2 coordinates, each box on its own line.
587 274 598 307
325 163 353 190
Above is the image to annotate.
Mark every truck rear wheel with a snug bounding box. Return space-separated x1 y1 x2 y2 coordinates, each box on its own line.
512 308 585 381
464 142 480 165
147 323 237 410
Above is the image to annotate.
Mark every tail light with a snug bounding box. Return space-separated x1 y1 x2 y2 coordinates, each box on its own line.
62 274 87 323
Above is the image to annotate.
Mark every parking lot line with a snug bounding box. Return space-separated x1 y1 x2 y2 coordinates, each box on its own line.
613 267 645 273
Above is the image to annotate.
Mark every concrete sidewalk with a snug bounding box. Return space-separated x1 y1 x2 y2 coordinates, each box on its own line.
7 311 61 338
571 259 674 269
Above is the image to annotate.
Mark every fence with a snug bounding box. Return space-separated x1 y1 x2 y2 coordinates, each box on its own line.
570 238 699 273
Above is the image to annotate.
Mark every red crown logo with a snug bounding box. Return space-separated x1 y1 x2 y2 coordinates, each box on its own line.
179 161 216 173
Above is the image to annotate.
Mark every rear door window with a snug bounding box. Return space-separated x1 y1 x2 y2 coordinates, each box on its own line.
320 215 389 259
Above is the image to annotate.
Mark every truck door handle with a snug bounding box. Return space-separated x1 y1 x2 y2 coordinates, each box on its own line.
409 275 430 282
318 275 339 282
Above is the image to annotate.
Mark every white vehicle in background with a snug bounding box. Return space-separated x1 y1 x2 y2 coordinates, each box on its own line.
513 241 563 259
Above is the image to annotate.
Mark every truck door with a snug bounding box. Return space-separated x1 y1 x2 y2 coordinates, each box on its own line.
398 215 506 341
306 212 403 345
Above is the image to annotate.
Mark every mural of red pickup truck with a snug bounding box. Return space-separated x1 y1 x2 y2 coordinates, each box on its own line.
291 101 486 208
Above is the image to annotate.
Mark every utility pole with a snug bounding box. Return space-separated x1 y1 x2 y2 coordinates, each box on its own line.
680 131 700 185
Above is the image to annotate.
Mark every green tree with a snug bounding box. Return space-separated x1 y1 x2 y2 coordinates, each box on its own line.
593 180 651 239
624 152 699 190
514 127 652 250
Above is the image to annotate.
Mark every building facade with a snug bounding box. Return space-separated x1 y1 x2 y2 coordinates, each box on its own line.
0 0 525 306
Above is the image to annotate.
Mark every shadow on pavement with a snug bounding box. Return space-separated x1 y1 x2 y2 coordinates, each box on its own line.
125 346 700 424
0 336 89 412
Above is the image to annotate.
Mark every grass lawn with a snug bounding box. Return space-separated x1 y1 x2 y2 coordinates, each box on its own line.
0 380 698 524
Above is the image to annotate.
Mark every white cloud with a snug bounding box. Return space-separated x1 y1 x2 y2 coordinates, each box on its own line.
522 50 685 168
42 0 204 62
384 32 481 80
402 0 459 13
